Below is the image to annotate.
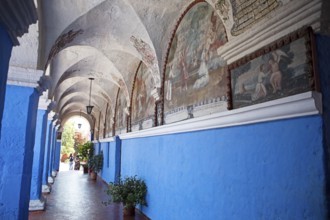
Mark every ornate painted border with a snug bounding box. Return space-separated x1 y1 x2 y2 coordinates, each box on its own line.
227 26 319 110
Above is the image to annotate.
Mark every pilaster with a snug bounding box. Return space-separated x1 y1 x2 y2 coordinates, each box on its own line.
29 105 48 211
0 85 39 219
0 24 13 136
42 114 54 193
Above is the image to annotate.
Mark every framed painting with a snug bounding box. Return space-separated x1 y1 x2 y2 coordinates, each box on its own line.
228 27 319 109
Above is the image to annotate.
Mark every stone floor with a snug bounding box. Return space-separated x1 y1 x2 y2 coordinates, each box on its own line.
29 171 149 220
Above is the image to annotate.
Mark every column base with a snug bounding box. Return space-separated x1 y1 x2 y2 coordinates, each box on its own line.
42 184 51 193
48 176 54 184
52 170 57 177
29 195 46 211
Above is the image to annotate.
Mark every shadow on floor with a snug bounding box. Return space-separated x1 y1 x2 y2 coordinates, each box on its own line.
29 171 149 220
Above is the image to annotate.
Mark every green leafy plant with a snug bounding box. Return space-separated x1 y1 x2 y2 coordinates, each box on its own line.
104 176 147 209
77 141 94 162
89 152 103 173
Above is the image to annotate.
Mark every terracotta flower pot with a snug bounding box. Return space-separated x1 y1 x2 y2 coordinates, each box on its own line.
123 206 135 216
90 171 97 180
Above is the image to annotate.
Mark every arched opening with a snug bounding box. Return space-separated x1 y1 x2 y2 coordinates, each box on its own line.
59 115 91 171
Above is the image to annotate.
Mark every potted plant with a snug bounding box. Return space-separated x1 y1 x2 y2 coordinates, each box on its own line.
77 142 94 173
89 152 103 180
104 176 147 216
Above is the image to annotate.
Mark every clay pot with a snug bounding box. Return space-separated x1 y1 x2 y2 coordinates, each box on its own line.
90 171 97 180
123 206 135 216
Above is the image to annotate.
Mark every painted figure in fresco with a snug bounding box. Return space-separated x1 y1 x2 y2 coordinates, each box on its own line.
166 64 174 101
179 50 189 91
205 25 216 61
193 49 209 89
269 51 284 93
252 64 268 101
117 98 123 129
137 78 146 117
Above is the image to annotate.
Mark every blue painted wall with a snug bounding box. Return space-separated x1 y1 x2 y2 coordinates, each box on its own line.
0 24 13 135
0 85 39 219
120 116 325 220
30 109 47 200
316 34 330 218
100 141 117 183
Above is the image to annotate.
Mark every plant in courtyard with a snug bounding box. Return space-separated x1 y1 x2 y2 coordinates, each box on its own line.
77 141 94 162
104 175 147 215
89 152 103 173
61 121 75 155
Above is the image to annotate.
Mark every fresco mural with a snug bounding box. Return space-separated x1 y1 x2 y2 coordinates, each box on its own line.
164 2 228 124
229 34 314 109
131 63 155 131
115 89 128 134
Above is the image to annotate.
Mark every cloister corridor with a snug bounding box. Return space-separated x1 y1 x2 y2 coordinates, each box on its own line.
29 165 148 220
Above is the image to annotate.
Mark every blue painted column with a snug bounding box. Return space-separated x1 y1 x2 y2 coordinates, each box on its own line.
0 85 39 219
47 123 56 184
53 140 61 172
115 136 122 183
0 24 13 135
29 109 48 211
42 118 53 193
48 125 57 178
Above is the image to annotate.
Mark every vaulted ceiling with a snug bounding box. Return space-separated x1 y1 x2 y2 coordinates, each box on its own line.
37 0 202 127
7 0 328 133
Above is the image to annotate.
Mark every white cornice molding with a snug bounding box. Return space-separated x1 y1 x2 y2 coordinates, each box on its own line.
7 66 43 88
38 92 51 110
99 137 115 143
48 111 55 121
218 0 322 64
0 0 38 46
115 91 322 140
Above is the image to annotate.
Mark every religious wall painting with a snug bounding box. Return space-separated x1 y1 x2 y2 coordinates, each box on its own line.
228 27 318 109
115 90 127 134
131 63 155 131
164 2 228 124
